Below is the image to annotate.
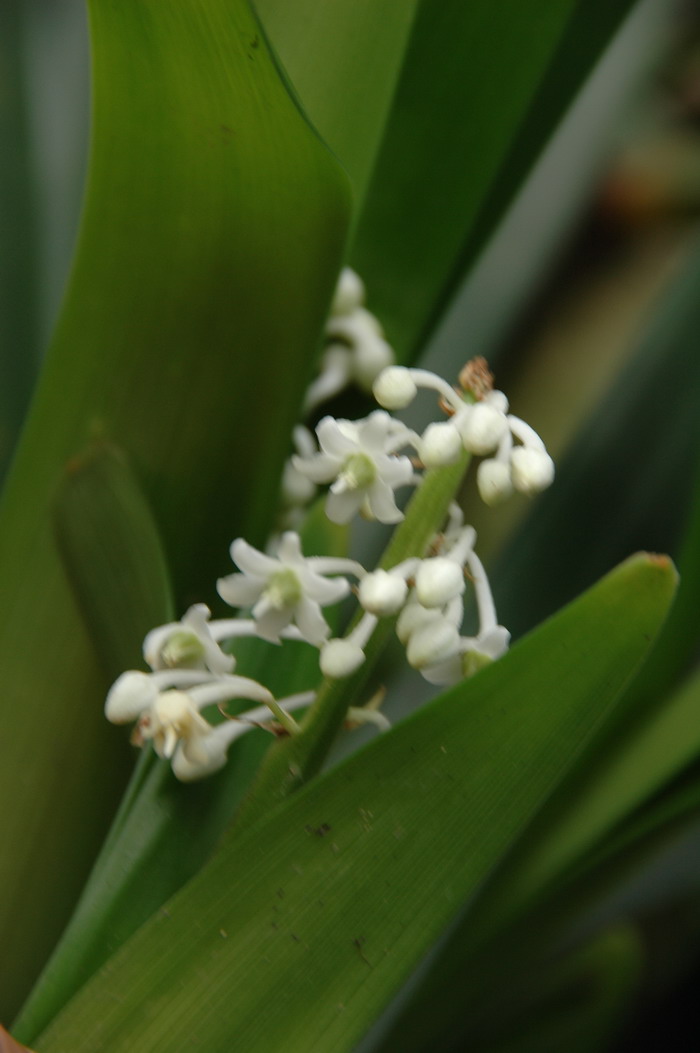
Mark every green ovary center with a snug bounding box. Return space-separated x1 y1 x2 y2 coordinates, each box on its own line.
265 567 303 609
161 631 206 669
340 452 376 490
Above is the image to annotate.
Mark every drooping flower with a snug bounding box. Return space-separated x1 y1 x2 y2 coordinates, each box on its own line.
217 530 361 645
293 411 416 524
143 603 235 675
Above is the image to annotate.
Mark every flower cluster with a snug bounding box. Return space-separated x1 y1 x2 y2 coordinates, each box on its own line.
105 269 555 779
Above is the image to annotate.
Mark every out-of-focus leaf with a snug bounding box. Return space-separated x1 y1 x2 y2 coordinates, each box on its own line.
465 925 642 1053
0 0 39 479
350 0 638 360
12 500 347 1041
53 442 174 679
494 238 700 650
30 555 675 1052
0 0 349 1020
254 0 419 206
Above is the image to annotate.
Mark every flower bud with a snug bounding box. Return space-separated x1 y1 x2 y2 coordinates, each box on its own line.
358 570 408 616
320 638 366 679
281 460 317 506
510 447 555 494
330 267 365 315
419 422 462 468
354 334 395 391
406 619 460 669
415 557 465 608
373 366 417 410
457 403 508 455
477 459 513 506
396 601 441 645
105 671 157 724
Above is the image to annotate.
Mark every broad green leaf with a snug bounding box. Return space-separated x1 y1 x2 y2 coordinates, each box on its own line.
254 0 419 207
52 441 174 678
0 0 349 1019
12 501 347 1040
30 554 675 1051
350 0 638 360
0 0 39 480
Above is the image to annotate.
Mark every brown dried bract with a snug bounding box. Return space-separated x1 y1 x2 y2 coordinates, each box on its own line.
458 357 494 401
0 1026 36 1053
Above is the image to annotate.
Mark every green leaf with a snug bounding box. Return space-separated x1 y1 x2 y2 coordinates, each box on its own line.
254 0 419 207
0 0 349 1019
30 554 675 1051
465 925 642 1053
53 441 174 678
350 0 637 360
12 500 347 1041
0 0 40 480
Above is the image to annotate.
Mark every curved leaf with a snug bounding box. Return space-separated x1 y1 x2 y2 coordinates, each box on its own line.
31 554 675 1051
350 0 638 360
0 0 349 1019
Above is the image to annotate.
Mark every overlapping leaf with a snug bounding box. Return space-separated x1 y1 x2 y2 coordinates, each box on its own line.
30 555 675 1051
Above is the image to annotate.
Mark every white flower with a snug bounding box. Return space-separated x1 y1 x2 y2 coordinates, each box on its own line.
320 638 366 679
293 411 416 524
373 366 418 410
510 446 555 494
330 267 365 316
358 569 409 616
217 531 353 645
456 393 509 455
406 618 461 669
418 422 463 468
143 604 235 675
415 557 465 608
477 459 513 505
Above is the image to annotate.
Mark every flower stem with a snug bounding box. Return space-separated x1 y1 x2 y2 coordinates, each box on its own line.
232 447 471 830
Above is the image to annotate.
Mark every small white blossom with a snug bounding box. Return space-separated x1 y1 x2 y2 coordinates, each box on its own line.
418 422 463 468
373 366 418 410
320 638 366 679
217 531 355 646
456 394 509 455
143 604 235 675
415 557 465 608
406 618 461 669
358 569 410 616
477 459 513 505
330 267 365 316
320 610 377 679
293 411 416 524
510 446 555 494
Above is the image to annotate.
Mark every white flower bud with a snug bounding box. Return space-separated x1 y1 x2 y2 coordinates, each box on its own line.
419 422 462 468
358 570 408 616
105 671 157 724
320 638 366 679
477 459 513 506
415 557 465 608
354 335 394 391
280 460 317 507
407 619 461 669
373 366 417 410
396 601 441 645
457 403 508 455
331 267 365 315
510 447 555 494
486 390 509 414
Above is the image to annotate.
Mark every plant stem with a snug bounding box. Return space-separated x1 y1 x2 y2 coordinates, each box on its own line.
232 448 471 830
